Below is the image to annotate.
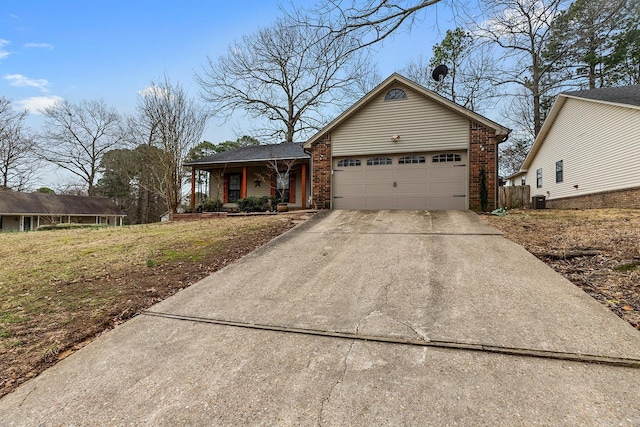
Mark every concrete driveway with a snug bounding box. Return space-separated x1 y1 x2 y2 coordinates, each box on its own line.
2 210 640 426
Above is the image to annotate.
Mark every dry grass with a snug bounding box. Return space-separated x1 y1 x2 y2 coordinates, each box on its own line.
483 209 640 328
0 215 300 397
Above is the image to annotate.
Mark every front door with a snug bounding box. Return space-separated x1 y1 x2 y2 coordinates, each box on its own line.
228 173 241 203
23 216 31 231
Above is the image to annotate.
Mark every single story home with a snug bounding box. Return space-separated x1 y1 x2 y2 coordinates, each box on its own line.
186 73 511 211
0 192 126 232
508 85 640 209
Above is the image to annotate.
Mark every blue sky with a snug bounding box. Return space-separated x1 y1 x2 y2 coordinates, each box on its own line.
1 1 465 187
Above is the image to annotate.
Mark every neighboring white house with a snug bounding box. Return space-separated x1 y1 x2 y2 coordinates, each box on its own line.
511 85 640 209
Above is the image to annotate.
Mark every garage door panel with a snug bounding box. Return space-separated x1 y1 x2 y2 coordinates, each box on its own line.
428 195 466 210
428 179 465 191
333 151 467 210
364 185 394 196
364 169 394 180
396 168 428 180
333 196 364 209
398 182 429 193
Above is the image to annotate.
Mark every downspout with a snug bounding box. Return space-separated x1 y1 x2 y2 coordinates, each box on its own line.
303 147 312 209
496 132 510 208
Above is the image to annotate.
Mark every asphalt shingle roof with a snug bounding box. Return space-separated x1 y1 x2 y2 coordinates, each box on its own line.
0 192 125 215
184 142 310 166
563 85 640 107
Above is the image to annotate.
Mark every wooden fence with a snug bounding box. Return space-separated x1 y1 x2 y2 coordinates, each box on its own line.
498 185 530 209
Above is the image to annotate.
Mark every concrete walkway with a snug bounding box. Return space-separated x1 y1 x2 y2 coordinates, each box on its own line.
2 210 640 426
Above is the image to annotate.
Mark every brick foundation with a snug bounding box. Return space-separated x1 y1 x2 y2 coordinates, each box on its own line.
545 187 640 209
468 122 499 211
310 132 332 209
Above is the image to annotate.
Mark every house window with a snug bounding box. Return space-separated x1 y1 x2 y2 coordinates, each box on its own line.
521 175 526 186
556 160 563 183
228 173 241 203
367 157 392 166
337 159 361 167
384 89 407 101
399 155 426 164
432 153 462 163
536 169 542 188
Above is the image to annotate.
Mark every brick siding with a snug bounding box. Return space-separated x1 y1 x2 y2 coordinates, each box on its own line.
468 122 499 211
310 132 332 209
545 186 640 209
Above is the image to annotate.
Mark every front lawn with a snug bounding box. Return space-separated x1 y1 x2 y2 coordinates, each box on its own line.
0 214 304 398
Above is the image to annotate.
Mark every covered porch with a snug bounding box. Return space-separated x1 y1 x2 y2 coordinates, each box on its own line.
184 143 311 211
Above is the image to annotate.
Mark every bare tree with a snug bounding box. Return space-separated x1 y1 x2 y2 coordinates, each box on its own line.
403 28 498 113
255 158 298 204
404 55 433 86
55 181 88 196
196 17 375 143
289 1 443 55
136 76 208 214
473 0 569 136
0 97 38 191
40 99 125 196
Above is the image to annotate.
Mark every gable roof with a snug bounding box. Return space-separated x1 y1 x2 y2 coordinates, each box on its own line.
519 84 640 171
304 73 510 149
0 192 125 216
184 142 310 166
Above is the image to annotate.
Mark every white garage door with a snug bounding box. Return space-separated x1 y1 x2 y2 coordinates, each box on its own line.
332 152 467 210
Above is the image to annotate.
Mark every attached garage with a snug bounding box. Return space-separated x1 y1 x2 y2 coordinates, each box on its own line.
305 73 510 211
333 151 467 210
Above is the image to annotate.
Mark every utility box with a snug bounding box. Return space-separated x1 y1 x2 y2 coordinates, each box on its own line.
532 195 546 209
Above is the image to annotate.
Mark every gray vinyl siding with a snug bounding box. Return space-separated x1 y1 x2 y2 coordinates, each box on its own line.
526 98 640 199
332 84 470 156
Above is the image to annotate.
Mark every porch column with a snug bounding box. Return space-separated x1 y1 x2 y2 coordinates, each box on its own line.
19 215 24 231
301 163 307 209
190 167 196 211
241 166 247 199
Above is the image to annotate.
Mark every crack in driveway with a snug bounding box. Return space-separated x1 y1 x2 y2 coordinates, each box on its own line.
317 340 355 427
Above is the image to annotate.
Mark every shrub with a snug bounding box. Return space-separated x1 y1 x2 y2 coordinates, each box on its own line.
238 196 277 212
480 166 488 212
37 224 108 231
197 198 223 212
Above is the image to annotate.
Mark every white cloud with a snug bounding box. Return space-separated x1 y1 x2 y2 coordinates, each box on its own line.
0 39 10 60
25 42 54 49
5 74 50 93
138 85 170 99
16 95 63 114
